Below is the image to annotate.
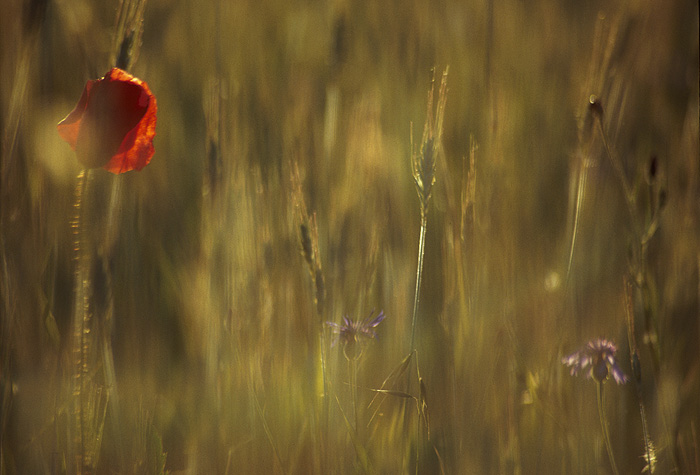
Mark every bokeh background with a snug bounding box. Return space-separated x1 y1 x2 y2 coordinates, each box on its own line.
2 0 698 473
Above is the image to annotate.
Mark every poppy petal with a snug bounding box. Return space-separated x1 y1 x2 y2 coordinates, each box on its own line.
103 78 157 173
57 79 95 149
57 68 157 174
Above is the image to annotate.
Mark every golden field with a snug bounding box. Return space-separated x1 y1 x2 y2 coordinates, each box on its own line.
1 0 698 472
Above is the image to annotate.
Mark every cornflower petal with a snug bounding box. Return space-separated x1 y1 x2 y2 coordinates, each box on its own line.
326 310 386 349
562 338 628 384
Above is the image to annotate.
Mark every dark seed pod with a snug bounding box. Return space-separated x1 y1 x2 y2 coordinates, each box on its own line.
648 155 658 179
632 351 642 383
588 95 604 117
116 30 135 71
658 188 667 210
300 223 313 267
314 268 325 314
22 0 47 34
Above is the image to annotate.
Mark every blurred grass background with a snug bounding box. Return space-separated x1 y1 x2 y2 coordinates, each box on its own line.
1 0 699 473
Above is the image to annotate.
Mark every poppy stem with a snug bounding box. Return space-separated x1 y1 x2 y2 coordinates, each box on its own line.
70 170 90 472
69 170 111 474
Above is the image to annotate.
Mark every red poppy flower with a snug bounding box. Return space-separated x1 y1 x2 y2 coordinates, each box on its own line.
57 68 157 174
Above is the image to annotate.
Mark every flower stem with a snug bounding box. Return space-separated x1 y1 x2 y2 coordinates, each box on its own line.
597 382 620 475
349 357 359 432
71 170 89 472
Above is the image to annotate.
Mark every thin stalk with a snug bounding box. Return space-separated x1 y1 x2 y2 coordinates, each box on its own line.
320 330 329 417
349 358 359 432
252 388 286 475
566 157 590 287
409 215 428 354
625 278 655 472
638 400 654 472
597 382 620 475
317 329 329 473
595 115 644 264
408 221 426 474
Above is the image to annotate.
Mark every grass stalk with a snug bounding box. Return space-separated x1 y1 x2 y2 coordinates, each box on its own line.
404 67 447 472
409 217 428 355
408 67 448 355
591 96 663 376
290 162 329 468
624 278 657 473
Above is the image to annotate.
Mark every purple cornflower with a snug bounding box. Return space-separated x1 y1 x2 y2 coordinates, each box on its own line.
562 338 628 384
327 310 386 359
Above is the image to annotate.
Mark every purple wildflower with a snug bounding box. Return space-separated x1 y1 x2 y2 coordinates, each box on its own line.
562 338 628 384
327 310 386 359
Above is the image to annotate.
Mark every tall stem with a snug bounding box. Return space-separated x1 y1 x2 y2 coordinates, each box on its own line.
409 215 428 354
597 382 620 475
71 170 89 473
349 358 359 432
69 170 112 474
